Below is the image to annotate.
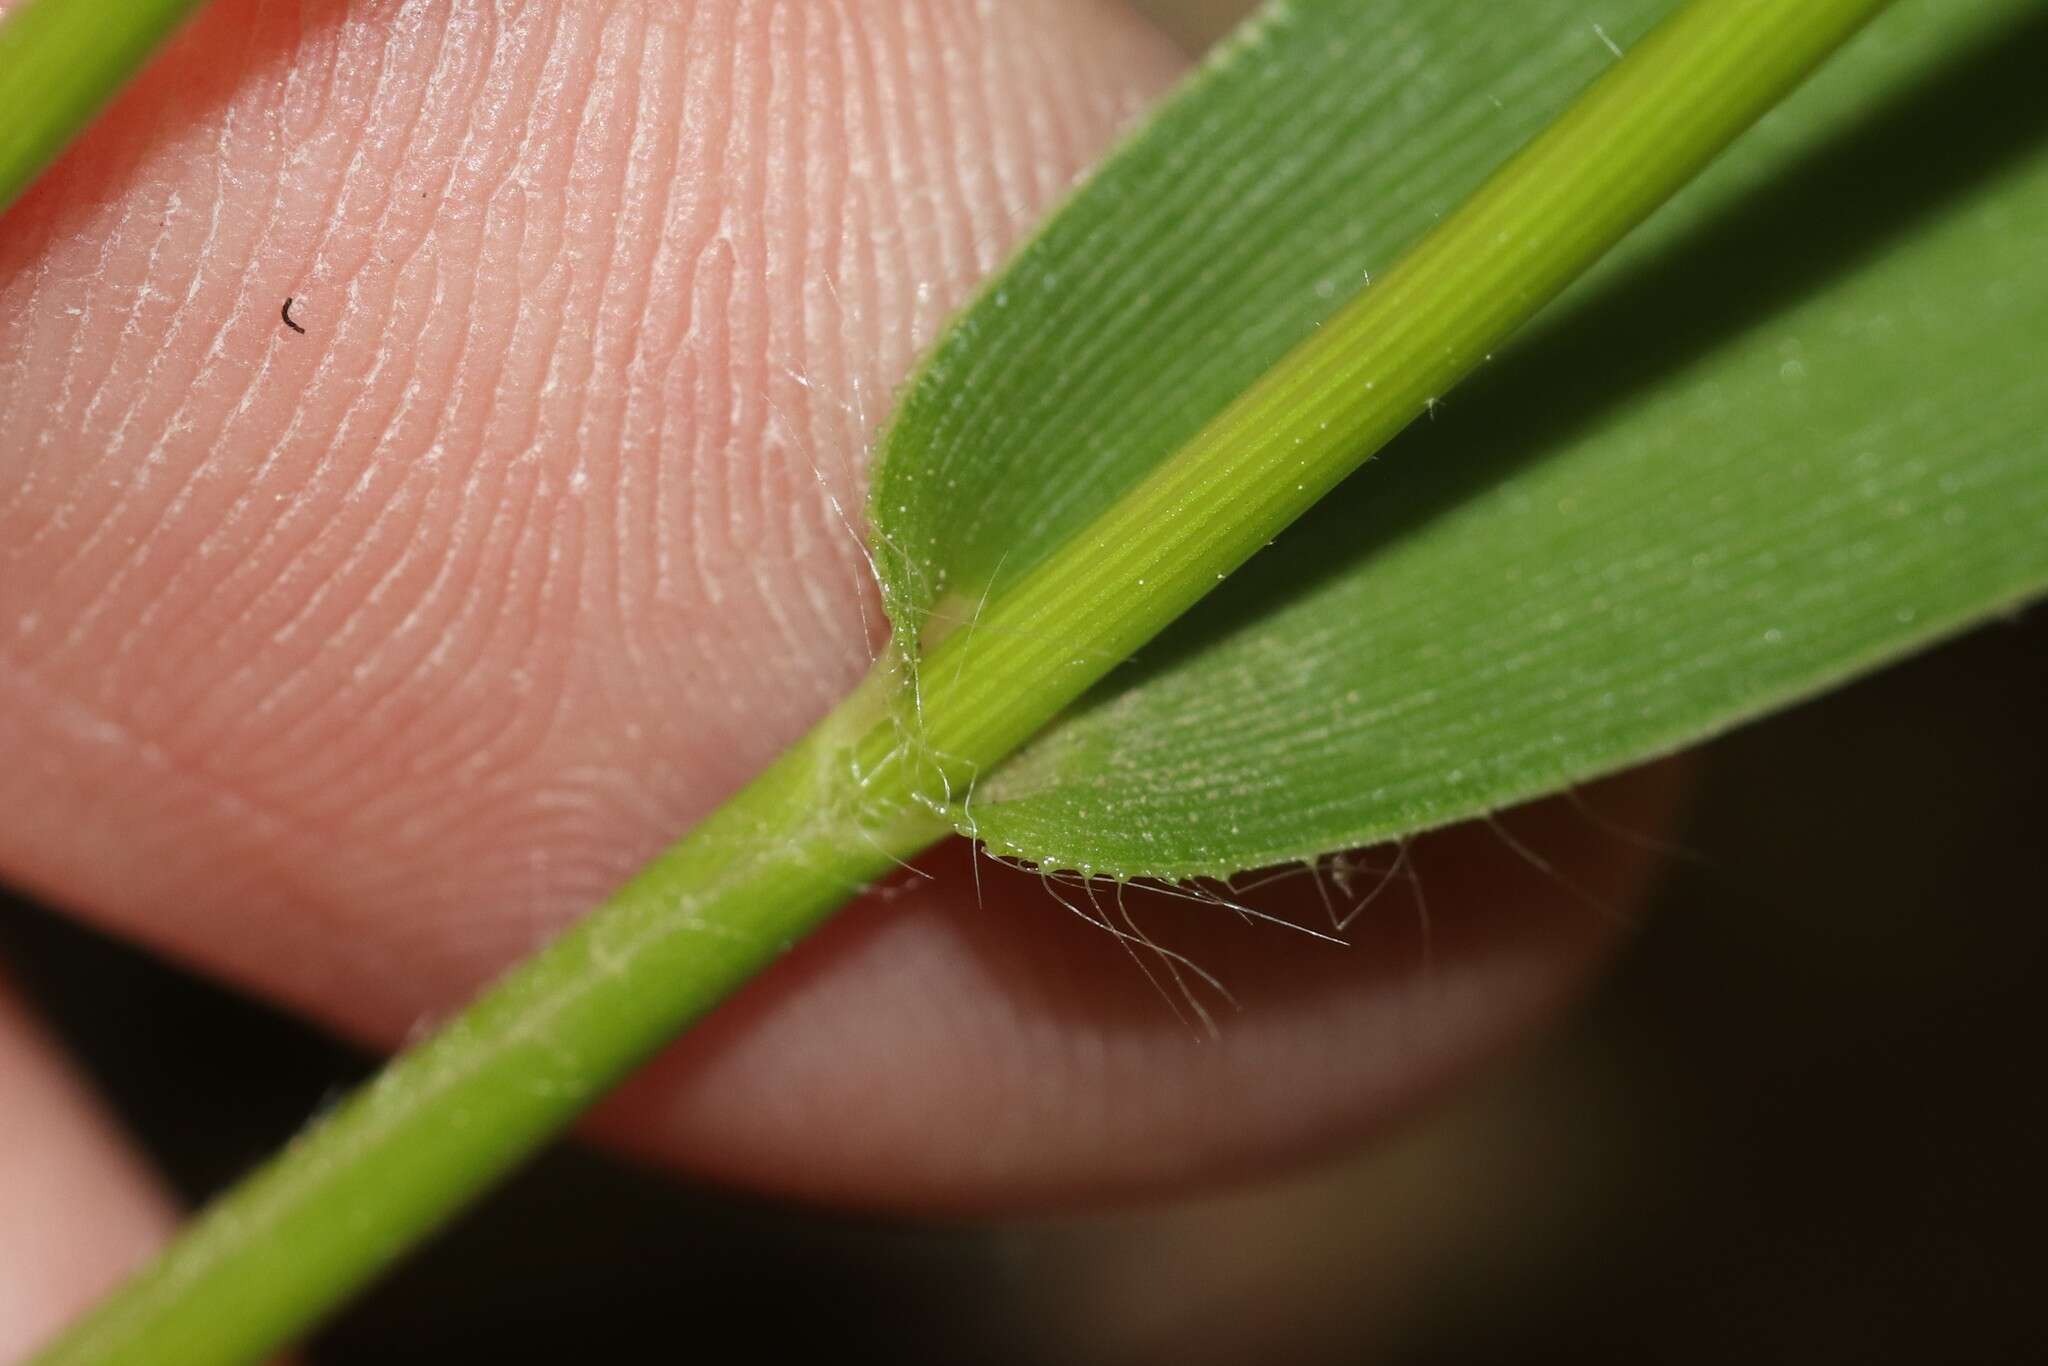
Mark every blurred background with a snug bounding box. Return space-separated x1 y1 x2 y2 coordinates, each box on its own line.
5 4 2045 1362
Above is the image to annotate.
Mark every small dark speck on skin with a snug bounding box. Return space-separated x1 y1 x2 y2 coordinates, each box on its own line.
281 297 307 334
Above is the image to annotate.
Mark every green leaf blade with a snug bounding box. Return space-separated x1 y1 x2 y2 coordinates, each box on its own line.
957 0 2048 878
870 0 1678 639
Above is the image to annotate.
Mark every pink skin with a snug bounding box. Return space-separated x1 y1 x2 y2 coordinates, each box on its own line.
0 979 176 1362
0 0 1682 1327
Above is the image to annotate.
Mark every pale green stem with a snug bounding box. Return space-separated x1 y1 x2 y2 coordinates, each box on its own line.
0 0 214 214
39 676 952 1366
32 0 1893 1361
906 0 1898 783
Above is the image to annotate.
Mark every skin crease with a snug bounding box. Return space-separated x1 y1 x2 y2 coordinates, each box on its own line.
0 0 1687 1331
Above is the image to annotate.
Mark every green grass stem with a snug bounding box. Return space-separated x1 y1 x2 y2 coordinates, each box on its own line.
29 0 1894 1359
0 0 212 214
